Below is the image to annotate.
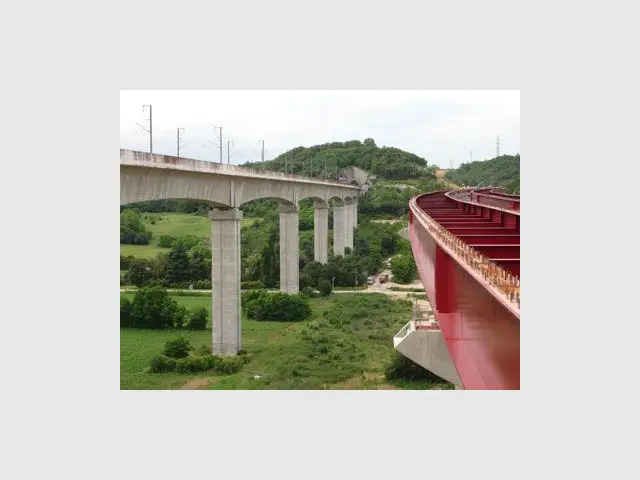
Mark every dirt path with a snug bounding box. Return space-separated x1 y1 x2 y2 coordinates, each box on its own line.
180 377 218 390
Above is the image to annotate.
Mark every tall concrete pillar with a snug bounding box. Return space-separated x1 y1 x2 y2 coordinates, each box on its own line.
345 201 354 253
313 201 328 264
333 202 346 257
279 203 299 293
353 200 358 227
209 208 242 356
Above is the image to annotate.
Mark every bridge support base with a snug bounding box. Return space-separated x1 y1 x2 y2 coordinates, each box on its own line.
209 208 242 356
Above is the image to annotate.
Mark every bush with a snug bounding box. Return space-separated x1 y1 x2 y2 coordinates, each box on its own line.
150 355 177 373
247 292 312 322
185 306 208 330
120 255 136 270
242 289 270 319
175 355 210 373
299 286 317 299
172 355 245 374
241 281 264 290
157 234 175 248
195 345 211 356
129 286 180 329
173 305 188 329
317 279 333 297
120 297 133 328
384 352 446 382
192 279 212 290
120 209 152 245
163 337 192 359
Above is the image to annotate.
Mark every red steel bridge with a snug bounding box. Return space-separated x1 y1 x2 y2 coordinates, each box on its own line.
394 187 520 390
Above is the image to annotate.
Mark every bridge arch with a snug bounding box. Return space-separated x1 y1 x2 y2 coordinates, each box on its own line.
120 166 233 207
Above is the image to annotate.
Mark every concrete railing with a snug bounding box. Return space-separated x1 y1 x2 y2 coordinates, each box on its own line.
410 194 520 316
120 149 361 191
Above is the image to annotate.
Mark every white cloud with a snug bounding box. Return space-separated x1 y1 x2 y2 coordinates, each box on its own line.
120 90 519 167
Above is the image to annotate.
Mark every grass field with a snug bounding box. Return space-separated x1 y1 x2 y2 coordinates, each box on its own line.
120 213 259 259
120 293 452 390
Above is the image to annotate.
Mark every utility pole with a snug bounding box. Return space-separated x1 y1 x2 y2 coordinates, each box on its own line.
176 127 185 157
213 126 223 163
469 150 472 163
496 135 501 158
137 105 153 153
259 140 265 162
227 140 234 164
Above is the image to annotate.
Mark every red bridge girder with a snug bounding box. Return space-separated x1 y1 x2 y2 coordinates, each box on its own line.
409 189 520 390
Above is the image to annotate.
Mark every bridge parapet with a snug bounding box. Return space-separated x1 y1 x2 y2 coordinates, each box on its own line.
447 189 520 213
120 149 361 191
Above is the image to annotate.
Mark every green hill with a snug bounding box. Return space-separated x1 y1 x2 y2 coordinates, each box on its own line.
242 138 437 181
445 154 520 193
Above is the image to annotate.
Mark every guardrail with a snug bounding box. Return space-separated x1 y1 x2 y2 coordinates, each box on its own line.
120 149 361 190
410 194 520 313
393 321 414 346
447 190 520 214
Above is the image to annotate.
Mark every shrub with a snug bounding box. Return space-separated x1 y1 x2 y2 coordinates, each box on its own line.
172 355 245 374
385 352 446 382
127 259 153 287
317 279 333 297
120 255 136 270
192 279 212 290
157 234 175 248
120 297 133 328
299 286 317 299
120 209 152 245
241 281 264 290
150 355 177 373
129 286 179 329
196 345 212 356
175 355 209 373
163 337 192 359
173 305 188 329
184 306 208 330
248 292 312 322
242 289 270 319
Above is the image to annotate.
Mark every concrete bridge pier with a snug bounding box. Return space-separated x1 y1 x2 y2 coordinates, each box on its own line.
353 199 358 227
333 201 346 257
209 208 243 356
279 203 299 293
313 201 328 264
344 201 354 253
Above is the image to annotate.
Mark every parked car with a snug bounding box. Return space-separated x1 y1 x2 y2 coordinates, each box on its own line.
379 274 389 284
366 276 375 285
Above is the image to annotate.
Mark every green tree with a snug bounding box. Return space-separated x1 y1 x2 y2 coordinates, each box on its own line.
317 279 332 297
166 243 191 285
130 286 179 329
127 258 152 287
391 254 417 284
120 209 152 245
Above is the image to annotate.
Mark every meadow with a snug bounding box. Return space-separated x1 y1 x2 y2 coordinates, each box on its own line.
120 292 452 390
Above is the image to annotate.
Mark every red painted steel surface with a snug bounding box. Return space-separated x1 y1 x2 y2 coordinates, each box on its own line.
409 190 520 390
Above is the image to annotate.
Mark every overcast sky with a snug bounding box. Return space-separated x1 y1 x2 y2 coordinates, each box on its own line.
120 90 519 168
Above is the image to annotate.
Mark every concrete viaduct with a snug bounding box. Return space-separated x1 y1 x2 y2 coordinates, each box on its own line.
120 149 362 355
